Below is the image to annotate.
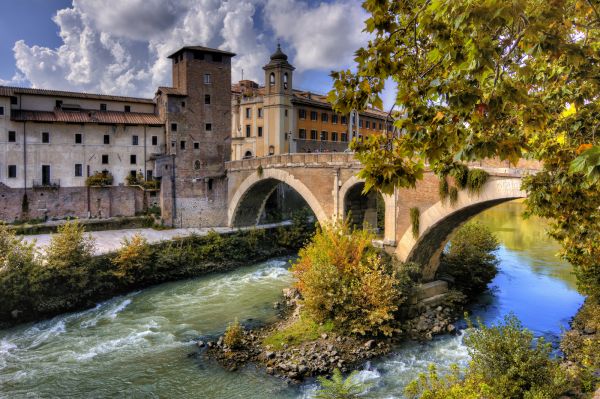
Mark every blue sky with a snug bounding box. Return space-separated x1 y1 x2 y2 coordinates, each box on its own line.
0 0 392 105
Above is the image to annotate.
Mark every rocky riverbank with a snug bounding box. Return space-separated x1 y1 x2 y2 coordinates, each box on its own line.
201 287 465 382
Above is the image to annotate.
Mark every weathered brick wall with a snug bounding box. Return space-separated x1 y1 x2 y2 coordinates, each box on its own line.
0 183 157 222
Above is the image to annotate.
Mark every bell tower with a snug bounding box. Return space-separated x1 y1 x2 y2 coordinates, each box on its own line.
263 44 295 155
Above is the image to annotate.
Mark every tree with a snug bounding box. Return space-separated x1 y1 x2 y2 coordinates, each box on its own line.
112 233 153 283
329 0 600 298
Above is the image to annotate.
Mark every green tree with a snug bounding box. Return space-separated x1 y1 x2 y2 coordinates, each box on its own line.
112 233 153 283
329 0 600 298
437 222 499 298
315 369 370 399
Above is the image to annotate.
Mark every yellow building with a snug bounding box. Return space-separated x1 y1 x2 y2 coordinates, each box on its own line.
231 45 392 160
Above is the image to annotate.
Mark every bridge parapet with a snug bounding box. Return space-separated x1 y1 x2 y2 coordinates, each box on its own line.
226 153 361 172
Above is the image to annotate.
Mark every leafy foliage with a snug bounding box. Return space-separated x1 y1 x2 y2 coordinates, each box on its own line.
315 368 371 399
111 234 153 283
410 207 420 239
406 314 570 399
448 186 458 206
466 169 489 194
438 178 449 203
263 312 334 349
224 318 244 349
329 0 600 298
437 222 499 298
85 170 114 187
291 222 413 336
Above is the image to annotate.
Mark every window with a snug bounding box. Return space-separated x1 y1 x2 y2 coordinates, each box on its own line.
146 170 153 181
341 116 347 124
8 131 16 142
204 74 211 84
171 141 176 148
298 109 306 119
8 165 16 178
269 72 275 86
244 151 253 158
213 54 222 62
310 111 318 121
194 142 199 149
10 97 17 105
258 126 263 137
171 123 177 132
205 123 212 131
75 164 82 177
285 109 288 117
332 114 338 124
130 154 137 164
102 154 109 164
124 105 131 112
246 107 251 118
132 135 139 145
258 108 263 118
207 178 213 190
359 119 363 128
181 101 186 108
246 125 251 138
310 130 317 140
180 141 186 150
194 52 204 60
341 133 348 142
55 100 63 108
321 113 328 122
379 122 383 130
299 129 306 139
320 131 328 141
283 73 288 89
205 94 211 104
104 135 110 144
331 132 338 142
100 103 107 111
365 120 370 129
0 106 4 116
194 160 201 170
42 132 50 143
152 136 158 145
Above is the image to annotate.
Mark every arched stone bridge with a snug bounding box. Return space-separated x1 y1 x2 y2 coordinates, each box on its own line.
226 153 538 281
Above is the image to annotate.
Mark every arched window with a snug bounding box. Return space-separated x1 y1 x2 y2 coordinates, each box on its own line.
269 145 275 155
283 73 288 89
269 73 275 86
244 150 253 159
194 160 201 170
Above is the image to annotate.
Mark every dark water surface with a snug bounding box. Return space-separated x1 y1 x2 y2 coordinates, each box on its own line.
0 201 584 398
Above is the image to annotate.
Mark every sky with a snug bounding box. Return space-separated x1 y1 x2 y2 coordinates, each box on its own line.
0 0 395 108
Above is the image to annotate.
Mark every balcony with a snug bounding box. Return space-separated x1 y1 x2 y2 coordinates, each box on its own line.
32 179 60 189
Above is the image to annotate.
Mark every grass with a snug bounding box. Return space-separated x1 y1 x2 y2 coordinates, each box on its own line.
263 313 335 349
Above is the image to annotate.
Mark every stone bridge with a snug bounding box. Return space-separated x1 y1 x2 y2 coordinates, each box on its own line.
226 153 538 281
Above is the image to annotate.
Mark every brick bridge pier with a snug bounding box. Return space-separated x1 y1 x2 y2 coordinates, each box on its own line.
226 153 537 280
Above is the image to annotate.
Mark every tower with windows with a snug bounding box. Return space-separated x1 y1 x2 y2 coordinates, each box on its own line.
263 44 295 155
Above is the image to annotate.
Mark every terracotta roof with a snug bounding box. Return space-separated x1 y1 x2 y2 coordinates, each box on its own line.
156 86 187 96
0 85 154 104
12 109 163 125
168 46 236 58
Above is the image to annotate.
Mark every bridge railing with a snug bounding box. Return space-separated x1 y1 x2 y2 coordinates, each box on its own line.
226 152 361 170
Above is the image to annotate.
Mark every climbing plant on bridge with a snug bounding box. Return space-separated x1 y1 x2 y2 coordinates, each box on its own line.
328 0 600 298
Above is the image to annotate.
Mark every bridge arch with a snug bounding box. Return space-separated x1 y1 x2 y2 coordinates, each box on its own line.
228 168 328 227
395 177 526 280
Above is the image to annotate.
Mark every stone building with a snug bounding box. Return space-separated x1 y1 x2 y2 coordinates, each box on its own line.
231 45 393 160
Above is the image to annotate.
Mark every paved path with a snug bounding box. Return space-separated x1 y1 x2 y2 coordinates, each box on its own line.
22 222 289 255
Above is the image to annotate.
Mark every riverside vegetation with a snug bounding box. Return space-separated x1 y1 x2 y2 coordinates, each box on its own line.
0 216 315 327
206 221 501 381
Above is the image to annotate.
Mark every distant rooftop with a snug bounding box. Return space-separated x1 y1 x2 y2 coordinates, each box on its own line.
168 46 236 59
0 85 154 104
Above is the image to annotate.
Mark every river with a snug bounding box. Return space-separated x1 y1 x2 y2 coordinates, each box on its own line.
0 200 585 398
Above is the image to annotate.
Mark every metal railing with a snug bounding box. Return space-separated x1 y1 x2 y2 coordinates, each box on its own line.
32 179 60 188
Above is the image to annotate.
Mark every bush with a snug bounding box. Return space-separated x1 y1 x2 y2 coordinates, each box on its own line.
466 169 489 194
224 318 244 349
448 186 459 206
438 178 449 203
275 208 315 249
292 222 409 336
406 314 570 399
315 368 370 399
86 170 113 187
410 207 420 239
111 234 153 283
437 222 499 298
449 164 469 189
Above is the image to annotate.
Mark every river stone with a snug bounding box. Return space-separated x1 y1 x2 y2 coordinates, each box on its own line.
365 340 376 349
321 333 328 339
447 324 456 333
265 351 275 359
197 341 205 348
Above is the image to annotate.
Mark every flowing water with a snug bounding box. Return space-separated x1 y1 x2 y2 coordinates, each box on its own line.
0 200 585 398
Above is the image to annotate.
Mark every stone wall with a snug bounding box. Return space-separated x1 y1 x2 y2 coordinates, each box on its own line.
0 182 158 222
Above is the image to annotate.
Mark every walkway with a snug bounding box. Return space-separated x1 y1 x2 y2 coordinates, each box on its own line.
22 222 290 255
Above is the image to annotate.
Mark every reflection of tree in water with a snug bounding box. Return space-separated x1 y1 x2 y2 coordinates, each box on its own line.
470 200 577 289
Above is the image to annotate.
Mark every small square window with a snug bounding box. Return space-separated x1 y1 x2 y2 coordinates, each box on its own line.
204 74 211 84
132 135 139 145
55 100 63 108
310 130 317 140
124 105 131 112
181 101 186 108
341 116 347 124
104 135 110 144
298 109 306 119
130 154 137 164
310 111 318 121
258 126 263 137
171 123 177 132
42 132 50 143
194 142 199 149
152 136 158 146
102 155 109 164
180 140 186 150
205 123 212 131
100 103 107 111
0 106 4 116
8 165 16 178
321 113 328 122
299 129 306 139
8 131 16 142
332 115 338 124
205 95 211 105
75 133 82 144
212 54 222 62
320 131 328 141
10 97 17 105
341 133 348 142
75 164 83 177
246 108 251 118
331 132 338 142
258 108 263 118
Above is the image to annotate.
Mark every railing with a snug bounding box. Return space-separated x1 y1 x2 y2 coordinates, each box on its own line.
32 179 60 189
226 152 360 171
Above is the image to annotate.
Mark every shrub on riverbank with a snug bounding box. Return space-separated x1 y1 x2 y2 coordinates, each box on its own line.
406 314 570 399
0 219 315 326
437 222 499 298
291 223 418 337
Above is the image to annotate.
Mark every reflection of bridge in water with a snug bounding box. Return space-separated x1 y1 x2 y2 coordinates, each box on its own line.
226 153 539 280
